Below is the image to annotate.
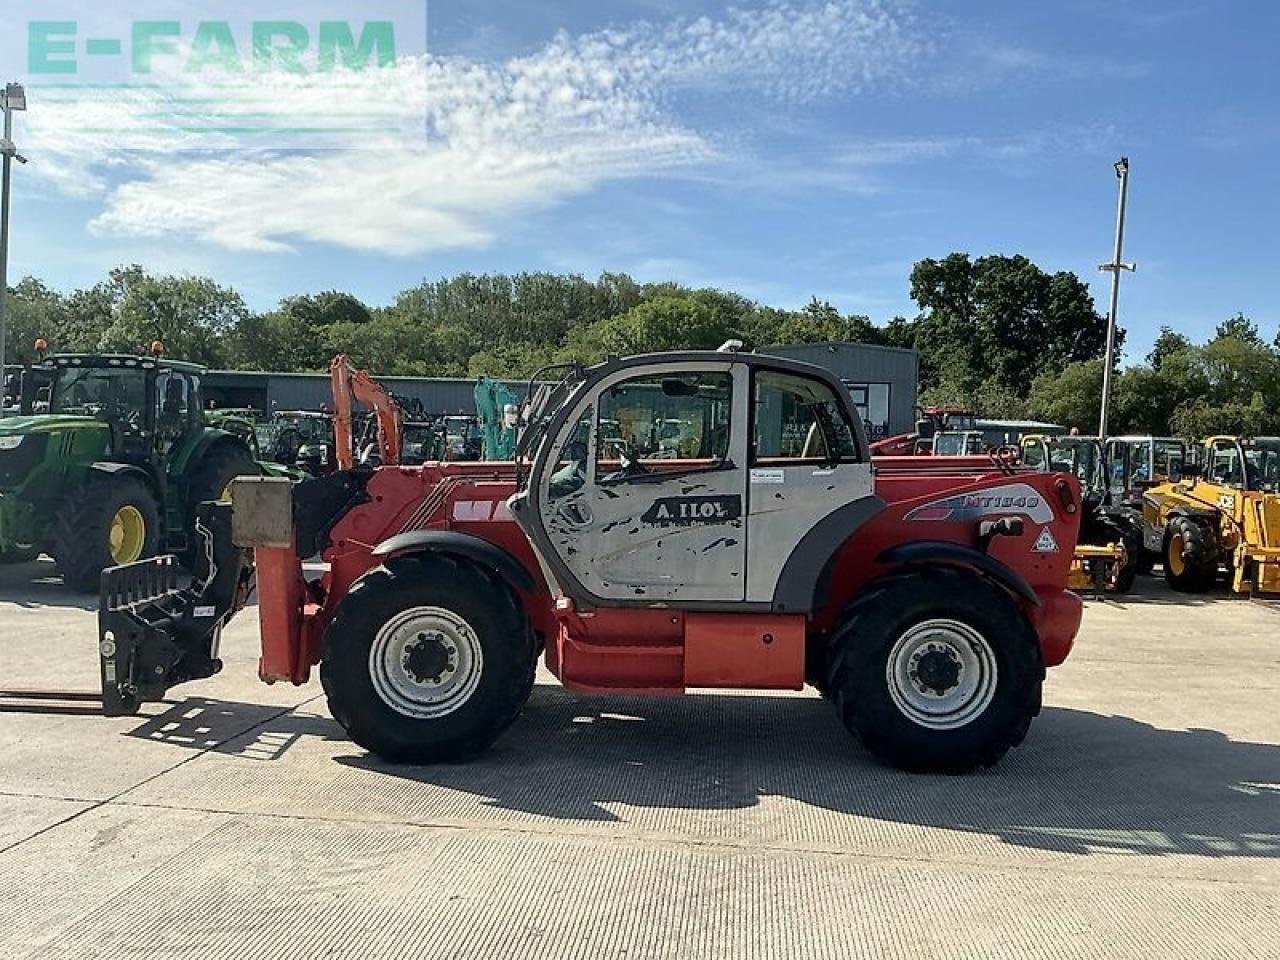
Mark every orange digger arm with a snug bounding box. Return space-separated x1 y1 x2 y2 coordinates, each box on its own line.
329 354 403 470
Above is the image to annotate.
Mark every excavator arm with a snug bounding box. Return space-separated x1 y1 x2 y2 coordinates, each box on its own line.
330 354 403 469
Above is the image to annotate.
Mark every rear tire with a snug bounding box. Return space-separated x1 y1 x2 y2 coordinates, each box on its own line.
182 443 257 567
53 474 162 592
1163 516 1218 593
320 555 535 763
825 568 1043 773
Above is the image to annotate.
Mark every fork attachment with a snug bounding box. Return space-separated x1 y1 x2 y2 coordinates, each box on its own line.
98 502 254 716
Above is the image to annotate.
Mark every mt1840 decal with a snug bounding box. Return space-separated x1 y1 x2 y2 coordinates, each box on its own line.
906 482 1055 524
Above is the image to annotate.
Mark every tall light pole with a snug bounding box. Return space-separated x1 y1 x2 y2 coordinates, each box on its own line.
1097 157 1135 443
0 81 28 418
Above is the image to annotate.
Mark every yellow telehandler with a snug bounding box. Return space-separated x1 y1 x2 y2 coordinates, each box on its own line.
1144 436 1280 594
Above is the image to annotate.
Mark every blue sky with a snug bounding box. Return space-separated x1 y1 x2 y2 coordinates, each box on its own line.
6 0 1278 359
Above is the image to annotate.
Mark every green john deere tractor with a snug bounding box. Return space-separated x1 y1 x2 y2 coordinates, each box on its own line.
0 353 261 590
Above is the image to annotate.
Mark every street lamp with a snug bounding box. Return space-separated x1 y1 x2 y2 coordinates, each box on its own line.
0 81 27 419
1097 157 1136 443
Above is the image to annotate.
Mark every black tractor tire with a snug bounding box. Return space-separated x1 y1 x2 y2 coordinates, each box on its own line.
1113 524 1144 594
181 443 258 566
1163 516 1218 593
825 567 1044 774
320 555 536 764
0 546 40 564
52 473 162 592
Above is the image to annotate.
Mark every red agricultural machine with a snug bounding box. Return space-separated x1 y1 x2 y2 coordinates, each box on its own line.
870 405 977 457
98 349 1084 773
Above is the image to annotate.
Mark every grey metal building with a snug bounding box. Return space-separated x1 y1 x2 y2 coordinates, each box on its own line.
203 370 530 417
763 341 919 440
205 340 919 438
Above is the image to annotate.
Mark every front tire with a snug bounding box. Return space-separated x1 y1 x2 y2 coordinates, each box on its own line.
1163 516 1218 593
320 556 535 763
825 568 1043 773
53 474 162 592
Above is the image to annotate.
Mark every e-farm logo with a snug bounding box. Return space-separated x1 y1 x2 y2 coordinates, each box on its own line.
29 20 397 76
14 2 427 149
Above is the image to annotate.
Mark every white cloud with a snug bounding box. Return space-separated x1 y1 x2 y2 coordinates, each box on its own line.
21 0 924 256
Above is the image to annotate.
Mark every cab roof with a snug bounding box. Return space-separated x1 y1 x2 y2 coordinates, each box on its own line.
41 354 206 375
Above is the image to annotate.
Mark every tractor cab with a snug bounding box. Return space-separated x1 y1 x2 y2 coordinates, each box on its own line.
932 430 985 456
22 354 205 465
257 410 335 475
1021 435 1106 506
510 351 872 606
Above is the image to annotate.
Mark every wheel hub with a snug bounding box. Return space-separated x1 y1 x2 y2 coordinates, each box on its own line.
910 644 962 695
368 606 483 719
403 632 456 685
886 619 998 730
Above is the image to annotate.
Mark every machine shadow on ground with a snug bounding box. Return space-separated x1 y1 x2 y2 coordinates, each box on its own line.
0 559 99 611
127 697 341 760
309 685 1280 860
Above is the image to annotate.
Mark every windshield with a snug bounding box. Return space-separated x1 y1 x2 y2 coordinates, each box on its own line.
1245 439 1280 492
1048 440 1103 490
934 432 980 456
49 367 147 420
1153 440 1184 481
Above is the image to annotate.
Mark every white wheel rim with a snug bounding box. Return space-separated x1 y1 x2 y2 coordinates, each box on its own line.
886 619 998 730
368 606 483 719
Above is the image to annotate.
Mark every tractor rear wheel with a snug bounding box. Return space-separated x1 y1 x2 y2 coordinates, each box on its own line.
53 474 162 591
320 555 535 763
1163 516 1218 593
825 568 1043 773
181 443 258 566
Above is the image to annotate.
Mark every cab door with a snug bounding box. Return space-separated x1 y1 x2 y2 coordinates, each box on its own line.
521 360 748 604
743 367 875 604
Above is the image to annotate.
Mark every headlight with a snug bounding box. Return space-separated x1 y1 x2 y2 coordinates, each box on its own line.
0 436 24 451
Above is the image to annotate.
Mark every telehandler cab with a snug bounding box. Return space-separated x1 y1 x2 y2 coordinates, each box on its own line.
98 349 1085 773
1020 434 1141 593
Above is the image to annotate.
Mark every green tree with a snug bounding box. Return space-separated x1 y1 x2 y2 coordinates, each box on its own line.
4 278 70 362
1027 360 1104 431
96 267 247 367
1214 312 1262 346
900 253 1112 397
1146 326 1192 370
1170 396 1270 438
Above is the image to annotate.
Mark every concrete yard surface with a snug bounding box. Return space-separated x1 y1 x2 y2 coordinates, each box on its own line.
0 557 1277 959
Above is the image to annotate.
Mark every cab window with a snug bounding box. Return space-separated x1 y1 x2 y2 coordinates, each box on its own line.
595 372 731 480
1210 441 1244 487
155 372 190 453
1020 441 1047 470
548 406 593 499
1153 441 1183 481
752 370 858 463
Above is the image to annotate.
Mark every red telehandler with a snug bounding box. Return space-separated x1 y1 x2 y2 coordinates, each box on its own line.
98 349 1084 773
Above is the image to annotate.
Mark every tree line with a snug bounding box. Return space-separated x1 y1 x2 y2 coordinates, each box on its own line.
4 257 1273 436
